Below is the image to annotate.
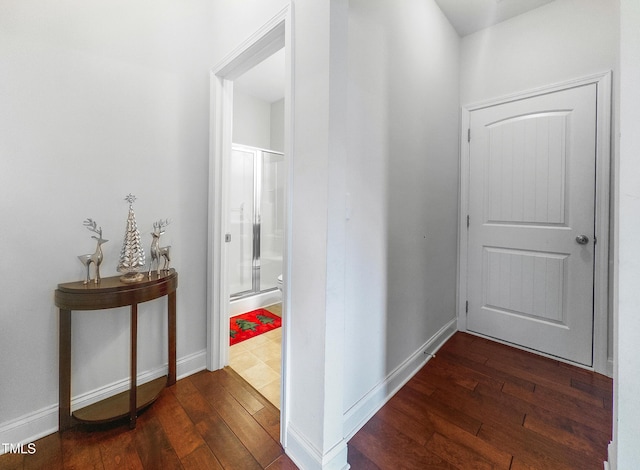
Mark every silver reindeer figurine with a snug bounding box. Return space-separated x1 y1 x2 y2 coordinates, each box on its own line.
78 219 108 284
149 219 171 276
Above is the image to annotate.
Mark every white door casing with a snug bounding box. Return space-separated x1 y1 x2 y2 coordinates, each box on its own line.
458 73 611 373
207 5 293 444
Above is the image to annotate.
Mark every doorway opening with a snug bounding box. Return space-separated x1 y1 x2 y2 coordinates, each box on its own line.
207 6 292 443
228 114 285 408
227 64 285 408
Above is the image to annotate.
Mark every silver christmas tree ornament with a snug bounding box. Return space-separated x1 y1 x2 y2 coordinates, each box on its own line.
117 194 146 283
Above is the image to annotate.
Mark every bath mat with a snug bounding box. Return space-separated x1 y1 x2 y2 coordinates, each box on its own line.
230 308 281 346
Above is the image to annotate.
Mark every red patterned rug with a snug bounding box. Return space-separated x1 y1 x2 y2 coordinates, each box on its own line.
230 308 282 346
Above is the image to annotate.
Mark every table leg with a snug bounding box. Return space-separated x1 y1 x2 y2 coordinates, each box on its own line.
168 291 176 386
129 303 138 429
59 309 72 432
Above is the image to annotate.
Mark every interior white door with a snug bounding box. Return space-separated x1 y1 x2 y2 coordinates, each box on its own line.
466 84 597 366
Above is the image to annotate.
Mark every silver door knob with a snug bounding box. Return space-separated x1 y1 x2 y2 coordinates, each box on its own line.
576 235 589 245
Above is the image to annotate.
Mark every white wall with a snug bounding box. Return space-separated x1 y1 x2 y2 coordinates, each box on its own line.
207 1 349 468
270 98 285 152
461 0 618 105
0 0 215 444
344 0 460 428
232 93 284 152
233 90 272 149
460 0 618 363
286 0 349 466
614 1 640 466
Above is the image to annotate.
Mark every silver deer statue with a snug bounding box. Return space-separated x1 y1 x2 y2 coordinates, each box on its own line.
78 219 108 284
149 219 171 276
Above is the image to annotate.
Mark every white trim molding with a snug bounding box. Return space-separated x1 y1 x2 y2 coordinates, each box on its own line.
286 425 350 470
343 318 457 440
206 3 294 447
605 440 616 470
0 406 57 456
457 71 613 376
0 350 206 455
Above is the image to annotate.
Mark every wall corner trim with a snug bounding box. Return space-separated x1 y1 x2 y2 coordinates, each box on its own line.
604 440 616 470
285 424 350 470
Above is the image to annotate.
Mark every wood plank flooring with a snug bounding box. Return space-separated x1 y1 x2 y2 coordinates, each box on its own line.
0 368 295 470
349 332 613 469
1 332 612 469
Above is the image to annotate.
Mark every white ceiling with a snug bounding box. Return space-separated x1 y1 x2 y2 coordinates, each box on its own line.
233 48 286 104
434 0 555 36
233 1 556 101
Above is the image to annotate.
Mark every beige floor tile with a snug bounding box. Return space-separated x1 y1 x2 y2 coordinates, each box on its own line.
229 304 282 410
230 340 249 352
264 357 281 373
262 329 282 341
259 379 281 408
248 342 281 360
240 362 280 389
265 304 282 316
241 333 272 350
229 350 262 370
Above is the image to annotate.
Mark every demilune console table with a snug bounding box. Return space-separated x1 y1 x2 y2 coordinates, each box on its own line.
55 269 178 431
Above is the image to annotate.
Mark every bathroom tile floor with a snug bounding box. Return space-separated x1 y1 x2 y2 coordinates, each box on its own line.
229 303 282 409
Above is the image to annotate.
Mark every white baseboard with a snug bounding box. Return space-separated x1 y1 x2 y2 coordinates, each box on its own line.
342 318 457 440
0 405 58 455
230 290 282 316
0 349 207 454
281 320 456 470
604 440 615 470
176 348 208 380
285 424 350 470
606 358 614 378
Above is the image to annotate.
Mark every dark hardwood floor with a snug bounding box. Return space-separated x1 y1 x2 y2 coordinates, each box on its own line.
349 332 613 469
1 332 612 469
0 368 296 470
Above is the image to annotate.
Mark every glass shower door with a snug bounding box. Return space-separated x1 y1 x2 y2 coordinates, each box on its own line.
229 145 284 299
229 147 255 297
260 151 285 291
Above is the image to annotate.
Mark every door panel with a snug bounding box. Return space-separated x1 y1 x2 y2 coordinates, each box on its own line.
467 84 596 366
229 148 255 296
259 151 285 292
483 247 567 323
486 112 568 225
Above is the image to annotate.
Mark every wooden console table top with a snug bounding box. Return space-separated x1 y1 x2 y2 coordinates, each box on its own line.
55 269 178 310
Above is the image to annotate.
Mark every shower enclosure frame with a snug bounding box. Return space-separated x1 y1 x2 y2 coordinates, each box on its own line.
229 143 284 301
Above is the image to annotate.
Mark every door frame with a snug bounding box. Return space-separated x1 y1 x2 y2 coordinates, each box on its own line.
457 71 612 375
206 5 294 445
